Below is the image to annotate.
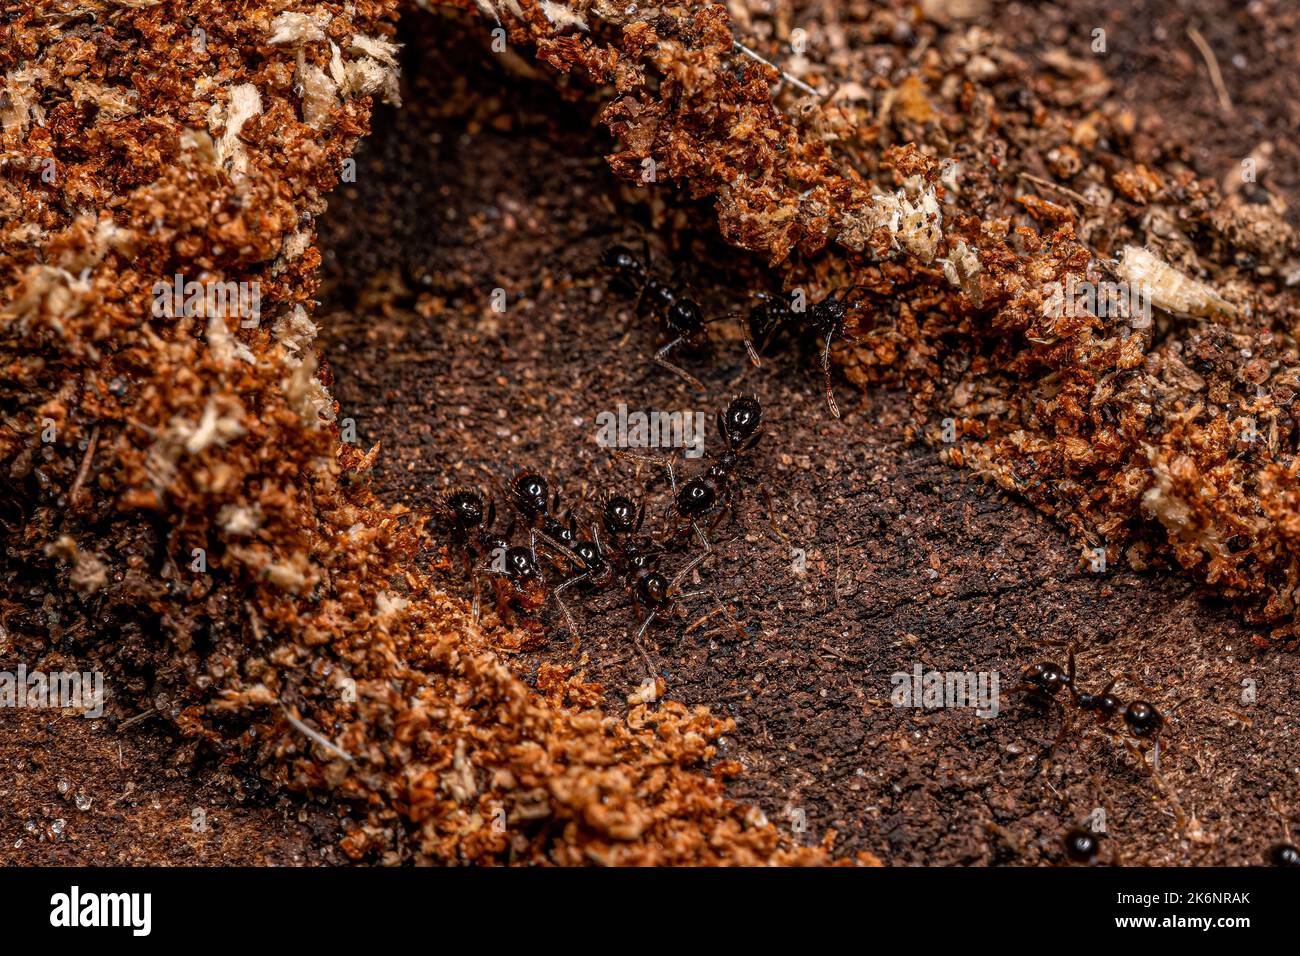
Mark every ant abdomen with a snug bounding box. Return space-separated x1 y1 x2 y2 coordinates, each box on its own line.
1063 827 1101 863
511 471 550 521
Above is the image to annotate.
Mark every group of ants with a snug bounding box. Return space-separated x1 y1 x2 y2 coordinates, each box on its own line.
439 391 763 668
429 239 1300 866
436 239 841 662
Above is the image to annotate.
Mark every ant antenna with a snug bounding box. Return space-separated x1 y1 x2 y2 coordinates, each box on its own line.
732 40 819 98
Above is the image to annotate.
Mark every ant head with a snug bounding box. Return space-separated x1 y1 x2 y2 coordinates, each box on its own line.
722 395 762 446
511 471 549 519
445 489 485 531
666 299 704 335
638 570 670 608
504 546 538 580
1063 828 1100 863
677 477 716 517
602 244 639 273
603 244 646 294
1123 701 1163 737
603 495 641 536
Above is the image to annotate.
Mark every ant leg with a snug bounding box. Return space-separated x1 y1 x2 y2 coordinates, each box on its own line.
554 571 588 599
689 518 712 555
654 337 705 390
821 320 842 419
612 450 667 467
1032 700 1071 774
739 315 763 367
756 483 790 544
669 544 713 595
684 596 745 637
532 528 583 567
634 609 660 644
665 460 679 498
458 549 483 621
552 572 587 639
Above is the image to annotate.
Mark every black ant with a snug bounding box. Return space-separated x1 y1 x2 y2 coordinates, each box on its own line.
441 487 552 630
551 490 733 658
440 487 498 619
509 470 584 571
1272 843 1300 867
1014 647 1167 772
737 286 868 418
626 550 713 646
490 543 549 633
617 395 764 561
602 241 727 390
549 492 657 638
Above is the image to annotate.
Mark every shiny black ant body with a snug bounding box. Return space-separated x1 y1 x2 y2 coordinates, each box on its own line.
626 549 713 645
441 487 498 619
441 487 550 628
551 492 660 634
509 470 583 571
547 489 722 652
1272 843 1300 867
737 286 869 418
613 396 763 577
1016 647 1166 745
602 242 724 390
661 395 764 555
491 543 549 631
1063 827 1102 864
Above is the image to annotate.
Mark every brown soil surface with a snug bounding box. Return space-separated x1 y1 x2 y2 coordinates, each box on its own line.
8 0 1297 866
0 711 342 865
994 0 1300 227
311 9 1300 865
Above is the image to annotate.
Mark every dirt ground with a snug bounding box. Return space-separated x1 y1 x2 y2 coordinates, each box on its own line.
7 0 1297 865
